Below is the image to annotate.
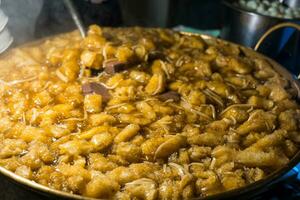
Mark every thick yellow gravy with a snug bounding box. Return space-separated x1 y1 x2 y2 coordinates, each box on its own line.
0 25 299 199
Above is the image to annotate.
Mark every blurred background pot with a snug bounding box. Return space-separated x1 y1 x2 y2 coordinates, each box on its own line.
221 0 300 75
0 2 12 53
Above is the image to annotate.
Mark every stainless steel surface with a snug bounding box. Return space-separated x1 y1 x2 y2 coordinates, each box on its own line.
0 1 13 53
0 27 13 53
63 0 86 38
0 9 8 31
285 0 300 7
0 30 300 200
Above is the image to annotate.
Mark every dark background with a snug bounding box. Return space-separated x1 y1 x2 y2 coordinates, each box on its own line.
35 0 221 37
4 0 223 43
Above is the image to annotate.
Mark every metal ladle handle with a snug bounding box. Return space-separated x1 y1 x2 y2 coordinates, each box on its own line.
63 0 86 38
254 22 300 51
254 22 300 78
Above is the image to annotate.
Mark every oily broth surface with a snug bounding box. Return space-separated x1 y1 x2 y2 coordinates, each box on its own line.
0 26 299 199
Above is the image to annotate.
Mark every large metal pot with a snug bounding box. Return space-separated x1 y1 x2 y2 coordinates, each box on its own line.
221 0 300 76
220 0 300 48
0 30 300 200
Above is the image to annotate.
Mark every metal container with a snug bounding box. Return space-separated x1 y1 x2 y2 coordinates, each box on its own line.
220 0 300 75
220 0 300 51
0 30 300 200
0 4 13 54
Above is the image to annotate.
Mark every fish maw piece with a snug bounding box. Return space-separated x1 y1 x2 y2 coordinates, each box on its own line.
82 82 110 102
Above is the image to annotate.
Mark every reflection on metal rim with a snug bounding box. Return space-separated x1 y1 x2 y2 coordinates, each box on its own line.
0 30 299 200
0 165 95 200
